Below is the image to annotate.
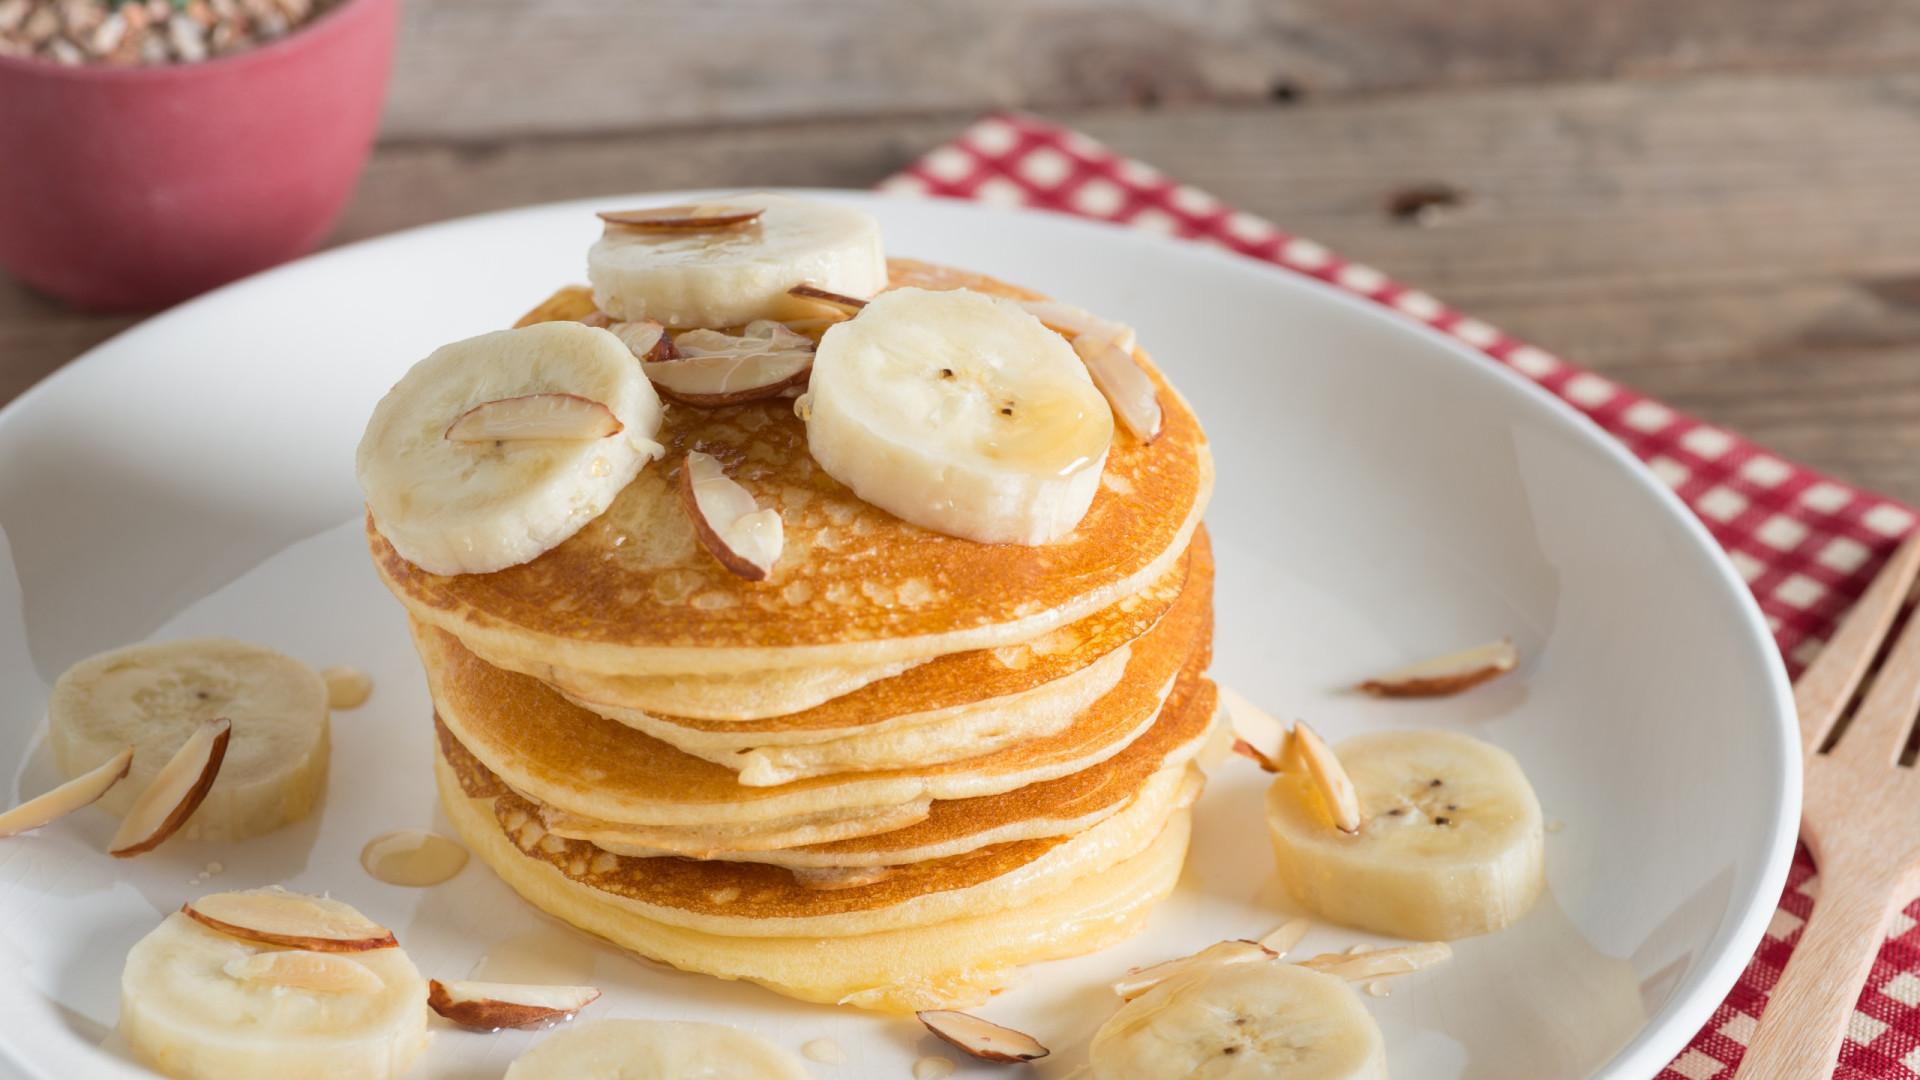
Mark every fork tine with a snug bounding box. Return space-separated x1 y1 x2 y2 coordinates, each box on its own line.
1795 531 1920 758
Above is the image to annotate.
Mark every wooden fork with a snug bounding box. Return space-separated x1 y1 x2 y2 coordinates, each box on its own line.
1736 531 1920 1078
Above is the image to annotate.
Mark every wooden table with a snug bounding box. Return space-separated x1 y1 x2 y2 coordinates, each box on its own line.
10 1 1920 503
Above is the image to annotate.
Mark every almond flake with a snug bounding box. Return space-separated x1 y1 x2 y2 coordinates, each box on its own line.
1293 720 1362 834
788 283 869 315
109 718 229 857
611 318 676 363
1016 298 1137 353
445 393 623 442
679 451 783 581
645 321 814 406
1296 941 1453 980
1113 939 1276 1000
1220 686 1290 773
916 1011 1049 1063
1257 917 1312 958
597 203 763 231
1072 333 1162 443
0 745 132 838
225 950 383 994
1358 638 1519 697
427 979 601 1029
184 888 398 952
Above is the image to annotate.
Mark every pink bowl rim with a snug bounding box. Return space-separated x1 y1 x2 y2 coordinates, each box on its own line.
0 0 388 82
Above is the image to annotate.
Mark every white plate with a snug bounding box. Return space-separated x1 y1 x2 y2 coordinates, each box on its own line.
0 191 1798 1080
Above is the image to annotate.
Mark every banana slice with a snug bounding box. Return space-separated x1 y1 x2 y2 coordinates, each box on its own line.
50 638 329 845
121 900 429 1080
503 1019 810 1080
1266 729 1545 940
803 287 1114 545
588 192 887 329
356 321 665 576
1089 956 1386 1080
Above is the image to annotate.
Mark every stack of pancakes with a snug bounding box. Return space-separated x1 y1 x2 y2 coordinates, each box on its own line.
369 261 1216 1011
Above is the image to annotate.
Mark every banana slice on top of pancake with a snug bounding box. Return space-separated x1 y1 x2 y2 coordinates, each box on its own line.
356 321 665 576
588 193 887 329
802 287 1114 545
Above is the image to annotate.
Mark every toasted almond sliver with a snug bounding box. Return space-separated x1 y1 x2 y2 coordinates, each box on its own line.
184 889 398 952
1257 917 1313 958
1220 686 1289 773
612 318 677 363
1293 721 1362 834
1113 939 1276 1000
597 203 764 231
645 321 815 407
1295 941 1453 980
109 718 230 857
445 393 623 442
225 950 384 994
0 745 133 838
1358 638 1519 697
1016 298 1137 354
1072 334 1162 444
917 1011 1049 1063
788 284 870 315
679 451 783 581
427 979 601 1028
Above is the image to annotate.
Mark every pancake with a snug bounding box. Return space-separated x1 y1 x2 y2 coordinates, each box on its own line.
435 736 1199 938
530 669 1218 867
439 749 1193 1012
416 549 1210 827
370 260 1213 678
557 534 1206 785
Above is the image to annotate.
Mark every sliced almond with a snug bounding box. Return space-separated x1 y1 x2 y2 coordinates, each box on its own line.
427 979 601 1029
597 203 764 231
184 888 398 952
1072 334 1162 444
1296 941 1453 980
579 310 615 329
916 1011 1049 1063
1358 638 1519 697
611 318 677 363
1293 720 1362 834
1220 686 1290 773
679 451 783 581
1257 917 1313 958
225 950 384 994
0 745 133 838
108 718 229 857
445 393 623 443
645 321 815 406
1112 939 1276 1000
788 283 869 315
322 666 373 710
1016 298 1137 354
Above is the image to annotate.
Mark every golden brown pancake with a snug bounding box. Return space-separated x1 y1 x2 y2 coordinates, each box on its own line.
511 665 1218 867
416 547 1211 828
438 749 1194 1012
549 532 1209 785
370 260 1213 678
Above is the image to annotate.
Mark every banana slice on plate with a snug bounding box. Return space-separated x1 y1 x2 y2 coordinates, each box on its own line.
1090 956 1386 1080
121 894 428 1080
803 287 1114 545
503 1019 810 1080
1266 729 1545 940
356 321 665 576
49 638 329 845
588 192 887 328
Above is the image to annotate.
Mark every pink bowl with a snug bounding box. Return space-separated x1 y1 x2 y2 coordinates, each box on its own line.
0 0 399 311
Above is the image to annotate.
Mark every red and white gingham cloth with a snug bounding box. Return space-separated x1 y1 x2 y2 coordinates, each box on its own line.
880 111 1920 1079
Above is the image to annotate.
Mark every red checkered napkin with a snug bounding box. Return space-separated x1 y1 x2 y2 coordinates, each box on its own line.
879 111 1920 1079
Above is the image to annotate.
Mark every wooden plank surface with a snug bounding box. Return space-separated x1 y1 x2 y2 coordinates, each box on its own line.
380 0 1920 140
11 71 1920 503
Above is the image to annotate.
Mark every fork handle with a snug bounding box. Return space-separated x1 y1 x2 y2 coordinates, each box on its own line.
1733 862 1905 1079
